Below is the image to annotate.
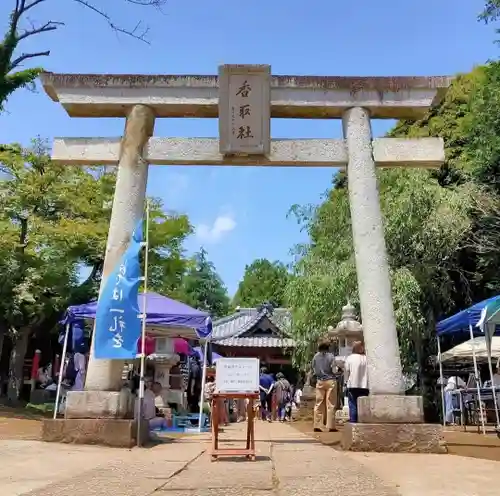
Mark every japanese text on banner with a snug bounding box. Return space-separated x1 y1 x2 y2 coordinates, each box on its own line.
94 220 144 359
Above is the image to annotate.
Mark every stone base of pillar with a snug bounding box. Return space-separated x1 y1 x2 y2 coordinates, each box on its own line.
358 395 424 424
41 418 149 448
341 422 446 453
65 390 134 419
341 394 446 453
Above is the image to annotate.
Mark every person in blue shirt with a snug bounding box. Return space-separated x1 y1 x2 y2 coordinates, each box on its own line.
259 367 274 422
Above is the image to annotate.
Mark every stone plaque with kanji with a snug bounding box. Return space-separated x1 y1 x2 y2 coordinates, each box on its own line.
218 64 271 156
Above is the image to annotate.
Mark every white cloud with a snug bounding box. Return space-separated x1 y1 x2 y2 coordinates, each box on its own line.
196 215 236 244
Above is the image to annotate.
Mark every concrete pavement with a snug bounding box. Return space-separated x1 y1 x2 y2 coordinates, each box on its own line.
1 421 500 495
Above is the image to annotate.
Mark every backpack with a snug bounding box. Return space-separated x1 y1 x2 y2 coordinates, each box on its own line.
64 355 78 384
280 380 292 403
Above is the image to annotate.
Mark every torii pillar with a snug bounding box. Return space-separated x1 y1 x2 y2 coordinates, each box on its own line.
39 69 450 451
341 107 446 452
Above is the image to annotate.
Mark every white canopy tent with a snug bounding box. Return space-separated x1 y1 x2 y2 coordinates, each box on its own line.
440 337 500 363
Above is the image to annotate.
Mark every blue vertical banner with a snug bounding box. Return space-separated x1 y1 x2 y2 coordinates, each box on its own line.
94 220 144 359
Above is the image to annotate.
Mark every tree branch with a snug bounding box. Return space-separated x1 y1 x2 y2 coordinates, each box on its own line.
1 0 168 109
72 0 161 43
10 51 50 71
17 21 62 43
22 0 50 15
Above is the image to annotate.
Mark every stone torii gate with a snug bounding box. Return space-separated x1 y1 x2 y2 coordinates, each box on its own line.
41 65 450 451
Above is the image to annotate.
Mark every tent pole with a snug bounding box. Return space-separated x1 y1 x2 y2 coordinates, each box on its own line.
485 322 500 429
437 337 446 426
53 323 70 420
469 324 486 435
137 201 150 448
198 338 209 433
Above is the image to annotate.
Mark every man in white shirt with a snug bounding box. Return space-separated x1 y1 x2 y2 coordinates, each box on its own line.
444 375 465 425
444 375 466 392
490 363 500 386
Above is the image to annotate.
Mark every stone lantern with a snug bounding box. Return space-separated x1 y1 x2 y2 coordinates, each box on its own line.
326 301 363 420
296 302 363 423
327 301 363 365
148 337 180 409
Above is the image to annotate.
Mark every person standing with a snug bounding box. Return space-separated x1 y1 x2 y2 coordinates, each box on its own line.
187 355 202 413
275 372 292 422
203 375 216 425
236 398 247 423
71 342 88 391
259 367 274 422
294 384 303 409
311 339 337 432
344 341 369 423
444 375 465 425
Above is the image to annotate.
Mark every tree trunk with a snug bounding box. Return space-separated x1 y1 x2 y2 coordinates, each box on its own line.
0 322 5 397
0 322 5 365
7 328 30 404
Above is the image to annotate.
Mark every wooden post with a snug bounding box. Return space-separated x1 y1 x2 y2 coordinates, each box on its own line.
211 392 258 461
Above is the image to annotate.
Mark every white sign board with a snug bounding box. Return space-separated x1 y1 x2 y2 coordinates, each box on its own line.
215 357 260 393
218 64 271 156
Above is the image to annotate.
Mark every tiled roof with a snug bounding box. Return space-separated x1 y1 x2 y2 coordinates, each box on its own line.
210 310 261 340
211 307 294 348
215 337 295 348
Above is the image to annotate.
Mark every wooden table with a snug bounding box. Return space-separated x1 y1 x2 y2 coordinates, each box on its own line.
210 392 258 461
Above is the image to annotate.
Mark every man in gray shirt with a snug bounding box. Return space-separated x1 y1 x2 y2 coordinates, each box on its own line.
311 339 337 432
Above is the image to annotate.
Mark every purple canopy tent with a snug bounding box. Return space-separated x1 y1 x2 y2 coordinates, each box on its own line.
55 293 213 429
61 292 212 339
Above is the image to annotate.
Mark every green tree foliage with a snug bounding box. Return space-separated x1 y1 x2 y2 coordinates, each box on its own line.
180 248 230 319
0 0 166 110
286 63 500 415
0 140 192 400
479 1 500 37
146 201 193 299
233 258 290 309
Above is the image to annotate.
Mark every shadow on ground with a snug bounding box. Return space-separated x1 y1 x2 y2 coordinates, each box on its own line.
293 420 500 461
223 437 320 445
211 455 271 462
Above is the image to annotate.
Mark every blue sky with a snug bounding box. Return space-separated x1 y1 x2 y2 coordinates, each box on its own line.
0 0 497 296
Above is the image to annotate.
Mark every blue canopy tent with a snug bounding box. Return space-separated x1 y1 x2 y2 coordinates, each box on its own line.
436 295 500 337
436 295 500 433
56 293 213 431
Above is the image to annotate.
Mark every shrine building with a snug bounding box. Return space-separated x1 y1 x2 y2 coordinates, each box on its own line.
211 304 297 381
